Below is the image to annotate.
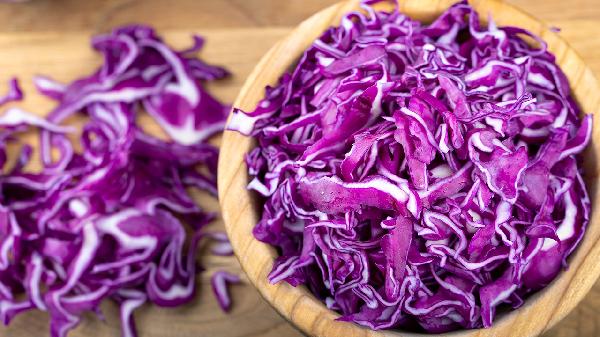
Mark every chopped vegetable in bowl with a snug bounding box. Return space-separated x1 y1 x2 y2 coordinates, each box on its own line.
229 0 592 332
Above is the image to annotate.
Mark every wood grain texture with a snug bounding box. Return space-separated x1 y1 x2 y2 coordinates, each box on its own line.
0 0 596 337
218 1 600 337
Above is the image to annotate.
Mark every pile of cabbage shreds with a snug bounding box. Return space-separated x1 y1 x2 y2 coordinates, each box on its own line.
0 26 238 337
230 1 593 332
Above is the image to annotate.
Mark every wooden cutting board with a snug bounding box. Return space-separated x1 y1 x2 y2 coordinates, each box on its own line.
0 1 598 336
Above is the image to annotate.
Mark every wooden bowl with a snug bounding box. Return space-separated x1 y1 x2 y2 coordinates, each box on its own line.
218 0 600 336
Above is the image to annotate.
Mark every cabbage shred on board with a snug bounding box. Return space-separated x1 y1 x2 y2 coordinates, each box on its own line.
0 26 237 337
230 1 592 332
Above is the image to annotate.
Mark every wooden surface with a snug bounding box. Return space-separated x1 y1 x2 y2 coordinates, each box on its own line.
0 0 597 336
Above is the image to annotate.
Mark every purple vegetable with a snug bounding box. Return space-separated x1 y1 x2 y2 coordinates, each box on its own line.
206 232 235 256
42 26 229 144
231 1 592 332
210 271 241 312
0 78 22 106
0 25 230 337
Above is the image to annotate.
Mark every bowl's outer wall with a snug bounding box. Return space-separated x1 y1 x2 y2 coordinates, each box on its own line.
217 0 600 336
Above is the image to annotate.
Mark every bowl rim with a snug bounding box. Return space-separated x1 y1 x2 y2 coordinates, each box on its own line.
218 1 600 336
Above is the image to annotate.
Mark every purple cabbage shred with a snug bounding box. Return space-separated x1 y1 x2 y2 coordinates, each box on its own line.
0 25 233 337
230 1 592 332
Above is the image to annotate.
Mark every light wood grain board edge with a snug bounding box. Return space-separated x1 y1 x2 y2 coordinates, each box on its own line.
217 0 600 337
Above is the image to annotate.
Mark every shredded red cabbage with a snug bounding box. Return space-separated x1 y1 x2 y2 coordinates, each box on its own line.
210 271 240 312
0 25 236 337
230 1 592 332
